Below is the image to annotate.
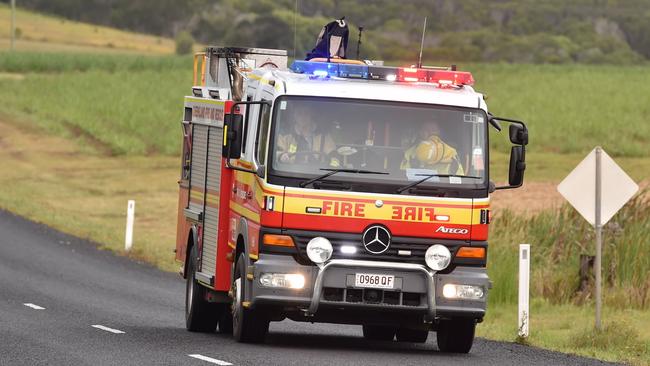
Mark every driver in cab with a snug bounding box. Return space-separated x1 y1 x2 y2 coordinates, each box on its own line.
276 106 340 167
401 120 464 174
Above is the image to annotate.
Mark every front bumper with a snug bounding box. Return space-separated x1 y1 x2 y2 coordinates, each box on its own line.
250 253 489 321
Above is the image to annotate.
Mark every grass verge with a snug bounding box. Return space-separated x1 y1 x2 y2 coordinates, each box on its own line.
478 300 650 365
0 119 179 272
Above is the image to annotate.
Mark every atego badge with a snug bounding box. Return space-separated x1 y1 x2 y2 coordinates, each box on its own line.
436 226 469 235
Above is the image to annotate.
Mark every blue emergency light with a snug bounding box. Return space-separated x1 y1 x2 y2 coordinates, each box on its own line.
290 60 342 77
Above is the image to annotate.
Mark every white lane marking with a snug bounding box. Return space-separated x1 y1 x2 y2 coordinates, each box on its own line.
188 354 233 365
23 303 46 310
91 324 125 334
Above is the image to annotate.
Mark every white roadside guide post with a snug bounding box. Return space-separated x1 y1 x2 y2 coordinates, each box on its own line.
518 244 530 338
125 200 135 252
557 147 638 330
10 0 16 51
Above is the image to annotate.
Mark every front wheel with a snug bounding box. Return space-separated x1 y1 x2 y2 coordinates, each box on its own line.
436 318 476 353
362 325 396 341
232 255 269 343
396 328 428 343
185 245 221 332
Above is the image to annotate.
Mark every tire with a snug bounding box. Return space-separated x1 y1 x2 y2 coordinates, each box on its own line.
185 245 221 332
362 325 396 341
232 255 269 343
396 328 429 343
436 318 476 353
217 305 233 334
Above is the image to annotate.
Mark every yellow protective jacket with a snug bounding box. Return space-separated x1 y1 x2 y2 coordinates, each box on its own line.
401 135 465 174
276 132 339 166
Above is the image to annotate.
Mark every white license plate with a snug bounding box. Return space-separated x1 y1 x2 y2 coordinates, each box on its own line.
354 273 395 289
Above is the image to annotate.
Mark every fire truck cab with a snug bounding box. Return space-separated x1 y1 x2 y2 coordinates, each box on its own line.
175 46 528 353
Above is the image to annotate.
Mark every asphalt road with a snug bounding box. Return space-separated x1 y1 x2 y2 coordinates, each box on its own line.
0 210 617 366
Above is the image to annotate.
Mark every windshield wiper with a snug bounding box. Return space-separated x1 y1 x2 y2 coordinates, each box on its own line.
299 168 388 188
396 174 482 194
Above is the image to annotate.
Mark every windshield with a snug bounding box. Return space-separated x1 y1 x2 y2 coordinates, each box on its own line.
268 96 487 192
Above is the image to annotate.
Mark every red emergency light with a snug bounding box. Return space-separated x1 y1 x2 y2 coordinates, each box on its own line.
395 67 474 86
427 69 475 86
397 67 428 82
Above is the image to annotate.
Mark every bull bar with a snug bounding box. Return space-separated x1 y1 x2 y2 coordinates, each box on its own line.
307 259 437 320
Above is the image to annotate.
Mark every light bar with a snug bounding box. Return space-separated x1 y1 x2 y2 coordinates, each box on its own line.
427 69 475 86
368 65 397 81
397 67 427 82
338 64 368 79
290 60 341 77
290 60 474 86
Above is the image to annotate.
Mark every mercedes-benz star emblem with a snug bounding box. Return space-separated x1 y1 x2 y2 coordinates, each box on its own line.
362 225 391 254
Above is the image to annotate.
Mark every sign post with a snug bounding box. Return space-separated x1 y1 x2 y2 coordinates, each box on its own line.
594 147 602 329
558 146 638 330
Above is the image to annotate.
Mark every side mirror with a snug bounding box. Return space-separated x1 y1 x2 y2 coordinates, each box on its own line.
223 113 243 159
509 124 528 146
507 145 525 187
492 116 527 190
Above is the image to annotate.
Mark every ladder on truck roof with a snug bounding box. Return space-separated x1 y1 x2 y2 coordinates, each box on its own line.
192 47 288 101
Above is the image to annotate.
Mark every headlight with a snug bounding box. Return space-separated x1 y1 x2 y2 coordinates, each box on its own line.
442 284 485 300
425 244 451 271
259 273 305 289
306 237 333 264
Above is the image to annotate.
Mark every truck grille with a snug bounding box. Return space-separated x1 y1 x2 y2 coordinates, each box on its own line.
322 287 423 307
288 230 462 265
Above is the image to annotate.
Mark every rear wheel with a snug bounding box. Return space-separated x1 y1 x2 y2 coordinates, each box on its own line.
232 255 269 343
362 325 396 341
396 328 428 343
436 318 476 353
185 245 221 332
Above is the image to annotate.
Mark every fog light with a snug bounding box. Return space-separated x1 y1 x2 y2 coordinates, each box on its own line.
442 284 484 300
340 245 357 254
259 273 305 289
425 244 451 271
306 237 333 263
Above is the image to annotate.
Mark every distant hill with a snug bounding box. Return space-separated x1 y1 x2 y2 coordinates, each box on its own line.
5 0 650 64
0 3 174 54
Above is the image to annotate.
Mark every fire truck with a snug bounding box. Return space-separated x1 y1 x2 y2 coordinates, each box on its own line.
175 46 528 353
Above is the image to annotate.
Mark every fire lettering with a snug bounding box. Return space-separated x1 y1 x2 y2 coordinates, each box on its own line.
392 206 435 221
322 201 366 217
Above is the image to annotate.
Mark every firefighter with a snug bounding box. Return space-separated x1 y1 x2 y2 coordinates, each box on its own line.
401 120 464 174
276 106 340 167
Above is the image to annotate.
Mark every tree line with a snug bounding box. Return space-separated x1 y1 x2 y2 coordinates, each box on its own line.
6 0 650 64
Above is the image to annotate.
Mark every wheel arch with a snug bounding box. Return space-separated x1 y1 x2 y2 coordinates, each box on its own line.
182 225 199 279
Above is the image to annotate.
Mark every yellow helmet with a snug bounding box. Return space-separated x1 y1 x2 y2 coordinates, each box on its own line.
415 136 456 165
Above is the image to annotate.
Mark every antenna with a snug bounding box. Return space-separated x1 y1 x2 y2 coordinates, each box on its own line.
417 16 427 68
356 26 364 60
293 0 298 59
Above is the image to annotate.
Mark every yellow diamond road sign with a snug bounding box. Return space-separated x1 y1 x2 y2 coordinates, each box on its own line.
557 147 639 226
